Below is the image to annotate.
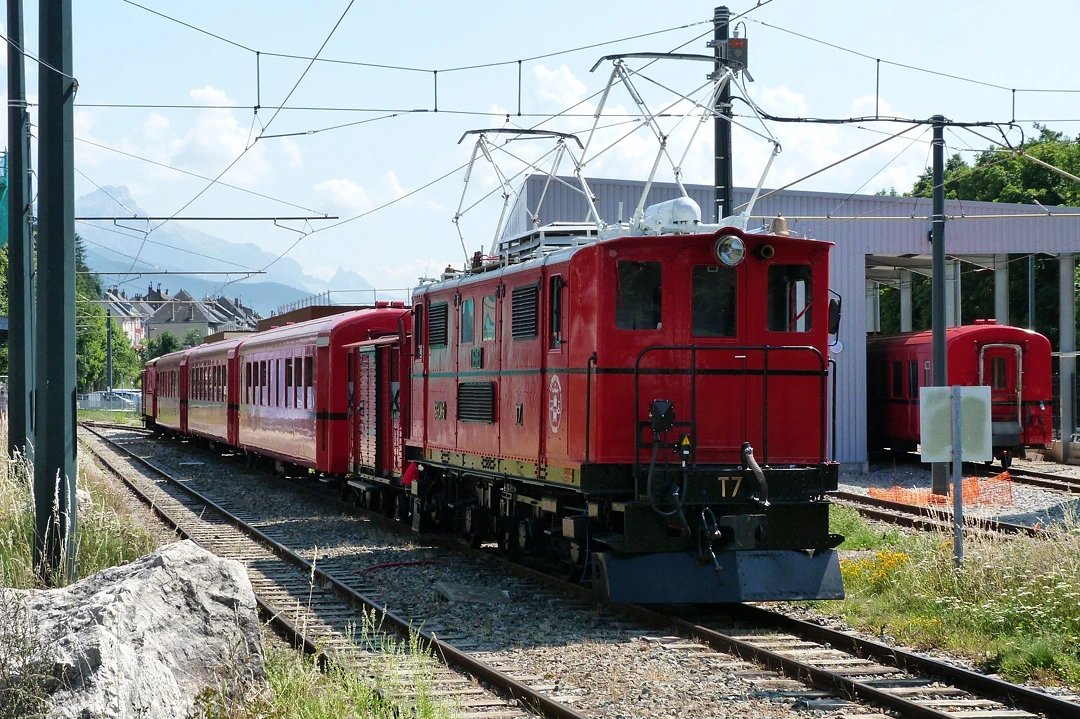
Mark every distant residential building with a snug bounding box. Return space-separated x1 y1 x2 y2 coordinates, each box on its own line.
101 289 149 349
143 288 260 343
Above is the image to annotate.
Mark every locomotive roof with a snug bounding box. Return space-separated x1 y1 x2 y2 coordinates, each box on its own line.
413 225 832 298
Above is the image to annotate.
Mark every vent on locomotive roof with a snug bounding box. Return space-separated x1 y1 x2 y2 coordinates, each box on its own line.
428 302 449 347
511 284 539 339
457 382 496 423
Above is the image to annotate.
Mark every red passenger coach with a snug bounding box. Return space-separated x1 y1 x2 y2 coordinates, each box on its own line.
186 339 241 447
149 350 187 432
867 322 1053 467
235 306 409 473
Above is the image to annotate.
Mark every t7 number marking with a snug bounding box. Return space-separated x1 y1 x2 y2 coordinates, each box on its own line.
719 475 742 498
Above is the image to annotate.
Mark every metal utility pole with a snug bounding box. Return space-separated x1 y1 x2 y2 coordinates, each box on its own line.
7 0 34 459
930 116 949 495
106 310 113 391
1027 254 1035 329
34 0 77 582
712 5 733 223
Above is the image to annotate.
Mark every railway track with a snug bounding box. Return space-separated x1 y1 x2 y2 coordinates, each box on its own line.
80 424 579 719
82 425 1080 718
988 465 1080 495
832 490 1044 536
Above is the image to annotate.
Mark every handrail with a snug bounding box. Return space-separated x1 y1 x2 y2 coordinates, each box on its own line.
631 344 828 479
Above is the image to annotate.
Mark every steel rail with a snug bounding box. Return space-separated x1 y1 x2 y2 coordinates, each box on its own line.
832 490 1040 536
81 424 586 719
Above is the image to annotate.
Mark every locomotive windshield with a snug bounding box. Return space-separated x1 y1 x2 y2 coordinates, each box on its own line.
767 264 813 333
691 265 736 337
616 260 662 330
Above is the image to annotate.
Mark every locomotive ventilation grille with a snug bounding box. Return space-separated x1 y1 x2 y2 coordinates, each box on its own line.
457 381 496 422
511 285 539 339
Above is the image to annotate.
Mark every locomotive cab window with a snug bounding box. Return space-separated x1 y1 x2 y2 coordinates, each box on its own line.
549 275 565 349
460 298 474 344
482 295 497 341
767 265 812 332
692 265 736 337
616 260 662 330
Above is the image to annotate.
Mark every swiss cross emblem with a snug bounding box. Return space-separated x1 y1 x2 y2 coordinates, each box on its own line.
548 374 562 433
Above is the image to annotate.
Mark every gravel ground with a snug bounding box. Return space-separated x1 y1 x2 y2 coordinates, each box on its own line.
85 427 1080 716
89 428 902 718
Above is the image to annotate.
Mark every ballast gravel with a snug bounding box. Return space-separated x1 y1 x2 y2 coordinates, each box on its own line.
88 427 1080 717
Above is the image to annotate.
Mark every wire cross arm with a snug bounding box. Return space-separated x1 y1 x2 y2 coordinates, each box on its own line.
75 215 339 221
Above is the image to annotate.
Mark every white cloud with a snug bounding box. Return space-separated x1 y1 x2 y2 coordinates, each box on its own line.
314 177 372 217
532 64 587 107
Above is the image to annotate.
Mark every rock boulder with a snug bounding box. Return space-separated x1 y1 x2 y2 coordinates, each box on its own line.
0 540 265 718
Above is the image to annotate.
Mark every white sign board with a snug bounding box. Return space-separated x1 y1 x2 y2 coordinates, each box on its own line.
919 386 993 462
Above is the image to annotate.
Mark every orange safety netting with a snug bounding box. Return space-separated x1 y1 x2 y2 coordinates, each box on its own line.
868 471 1014 507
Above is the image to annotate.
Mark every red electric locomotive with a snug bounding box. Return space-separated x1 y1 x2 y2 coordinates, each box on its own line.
370 196 844 604
866 321 1053 467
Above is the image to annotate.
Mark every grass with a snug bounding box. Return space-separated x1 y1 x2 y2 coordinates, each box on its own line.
199 614 454 719
77 408 142 425
821 505 1080 687
1 420 455 719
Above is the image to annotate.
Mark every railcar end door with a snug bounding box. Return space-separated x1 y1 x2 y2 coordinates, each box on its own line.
979 343 1022 430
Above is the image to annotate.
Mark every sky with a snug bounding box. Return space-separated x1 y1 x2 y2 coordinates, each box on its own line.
5 0 1080 301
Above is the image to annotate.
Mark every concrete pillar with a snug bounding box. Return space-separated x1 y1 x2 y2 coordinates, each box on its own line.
994 254 1009 324
865 280 880 332
1060 253 1076 462
900 270 913 332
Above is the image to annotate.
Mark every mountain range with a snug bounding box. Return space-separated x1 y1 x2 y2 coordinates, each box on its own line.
75 186 374 316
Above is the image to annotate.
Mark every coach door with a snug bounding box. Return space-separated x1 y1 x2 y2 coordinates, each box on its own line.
353 347 378 472
979 343 1022 426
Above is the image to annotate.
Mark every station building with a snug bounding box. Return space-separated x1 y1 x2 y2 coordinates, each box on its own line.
502 175 1079 468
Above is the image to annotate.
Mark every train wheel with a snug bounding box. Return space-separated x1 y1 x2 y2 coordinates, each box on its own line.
500 520 522 560
562 541 588 583
464 505 486 548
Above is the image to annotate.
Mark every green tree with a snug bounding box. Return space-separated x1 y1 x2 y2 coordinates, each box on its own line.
143 332 180 361
897 125 1080 349
181 328 205 348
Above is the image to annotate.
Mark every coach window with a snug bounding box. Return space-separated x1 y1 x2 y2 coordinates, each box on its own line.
285 358 293 408
891 361 903 399
616 260 662 330
767 265 813 332
548 276 564 349
260 360 267 405
461 298 475 344
304 356 314 408
244 363 251 404
692 265 736 337
908 360 919 398
482 295 497 341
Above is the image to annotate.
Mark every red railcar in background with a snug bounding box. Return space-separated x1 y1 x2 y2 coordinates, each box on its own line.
866 321 1053 467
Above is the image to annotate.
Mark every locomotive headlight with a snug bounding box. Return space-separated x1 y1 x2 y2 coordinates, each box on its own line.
715 235 746 267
